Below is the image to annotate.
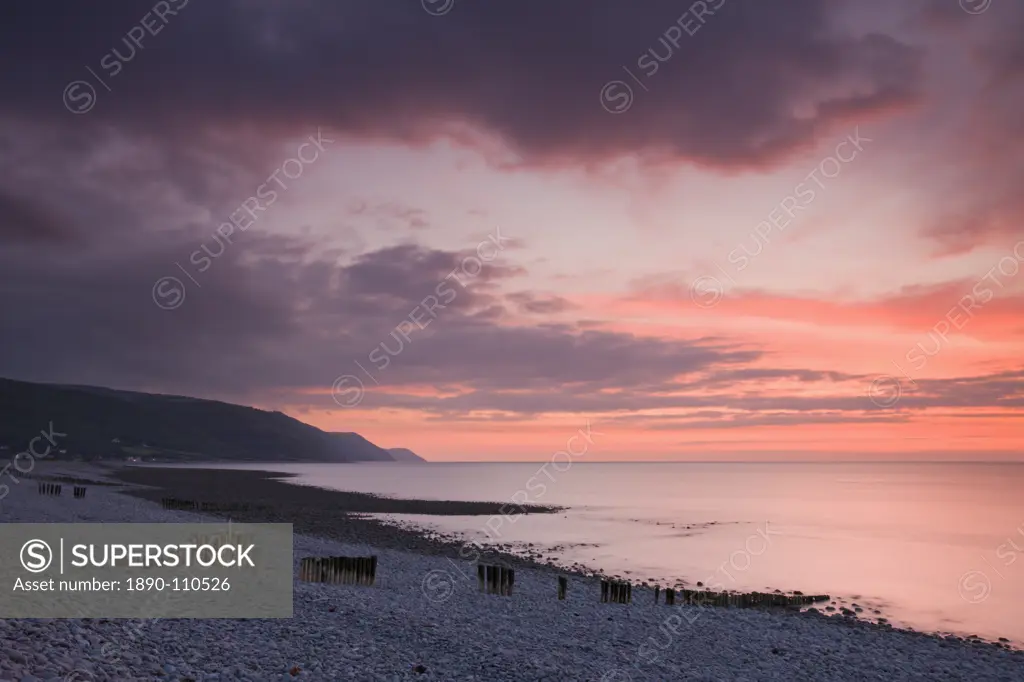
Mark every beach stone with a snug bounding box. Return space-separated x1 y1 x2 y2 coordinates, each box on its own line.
2 463 1023 682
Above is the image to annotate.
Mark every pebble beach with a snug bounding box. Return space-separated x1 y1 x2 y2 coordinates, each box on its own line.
1 464 1023 681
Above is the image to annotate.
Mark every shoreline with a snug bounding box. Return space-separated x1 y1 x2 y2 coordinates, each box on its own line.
2 461 1021 680
108 465 586 578
110 464 1018 650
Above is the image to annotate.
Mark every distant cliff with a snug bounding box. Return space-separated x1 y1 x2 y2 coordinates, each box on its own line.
0 377 416 463
386 447 427 462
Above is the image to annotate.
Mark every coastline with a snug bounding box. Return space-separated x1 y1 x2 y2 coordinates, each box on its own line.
104 465 1024 646
109 465 572 574
1 462 1021 681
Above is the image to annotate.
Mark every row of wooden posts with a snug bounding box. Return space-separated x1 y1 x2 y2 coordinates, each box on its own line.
160 498 255 512
297 557 830 610
38 483 62 496
601 579 632 603
299 556 377 585
478 563 514 595
37 483 88 497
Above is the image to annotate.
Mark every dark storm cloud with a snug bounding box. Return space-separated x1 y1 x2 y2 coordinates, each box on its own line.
2 0 1016 428
0 190 77 243
0 227 761 408
1 0 921 170
916 1 1024 254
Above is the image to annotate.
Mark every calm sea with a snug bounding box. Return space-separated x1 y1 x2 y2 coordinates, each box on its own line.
185 461 1024 644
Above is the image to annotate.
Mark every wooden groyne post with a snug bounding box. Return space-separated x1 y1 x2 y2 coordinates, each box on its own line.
73 486 86 499
558 576 568 600
601 580 631 604
478 564 514 596
37 482 62 496
298 556 377 586
161 498 201 511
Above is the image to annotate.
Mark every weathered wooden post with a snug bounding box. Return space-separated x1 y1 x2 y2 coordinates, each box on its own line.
654 586 660 604
558 576 567 600
665 588 675 606
601 580 608 603
478 564 485 592
506 568 515 596
370 556 378 586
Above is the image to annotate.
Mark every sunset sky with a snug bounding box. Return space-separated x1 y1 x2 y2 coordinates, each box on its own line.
1 0 1021 460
